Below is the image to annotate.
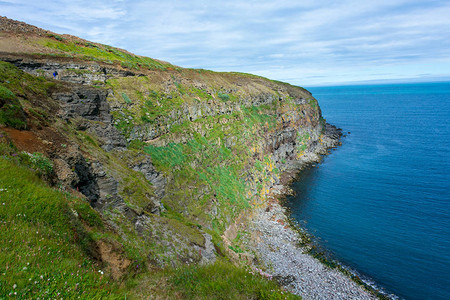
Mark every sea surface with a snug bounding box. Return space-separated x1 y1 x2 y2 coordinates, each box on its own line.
285 82 450 300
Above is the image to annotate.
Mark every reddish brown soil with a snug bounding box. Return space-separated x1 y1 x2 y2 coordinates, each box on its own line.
97 240 132 280
2 126 69 155
2 128 47 153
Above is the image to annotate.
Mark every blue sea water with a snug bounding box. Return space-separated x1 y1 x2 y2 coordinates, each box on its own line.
285 82 450 299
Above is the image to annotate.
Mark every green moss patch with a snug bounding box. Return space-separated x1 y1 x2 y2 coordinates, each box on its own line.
120 175 156 215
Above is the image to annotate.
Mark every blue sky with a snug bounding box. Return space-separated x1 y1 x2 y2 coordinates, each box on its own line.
1 0 450 86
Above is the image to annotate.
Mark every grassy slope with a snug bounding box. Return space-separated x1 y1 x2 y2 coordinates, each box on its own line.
0 60 58 131
0 145 299 299
34 37 174 71
0 157 123 298
132 260 299 299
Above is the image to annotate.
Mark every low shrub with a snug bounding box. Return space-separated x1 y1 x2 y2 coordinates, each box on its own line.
218 92 230 102
0 85 16 102
122 93 132 104
0 86 27 129
20 152 53 178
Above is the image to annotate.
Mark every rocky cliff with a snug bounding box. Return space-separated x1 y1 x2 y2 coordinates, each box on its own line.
0 17 373 299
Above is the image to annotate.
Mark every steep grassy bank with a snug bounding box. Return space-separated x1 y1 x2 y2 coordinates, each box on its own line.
0 156 125 298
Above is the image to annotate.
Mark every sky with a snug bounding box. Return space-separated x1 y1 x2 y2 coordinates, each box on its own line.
1 0 450 86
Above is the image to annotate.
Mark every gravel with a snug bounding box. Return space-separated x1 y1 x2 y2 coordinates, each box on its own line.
248 202 377 300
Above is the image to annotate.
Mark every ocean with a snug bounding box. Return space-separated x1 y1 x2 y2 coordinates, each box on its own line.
285 82 450 299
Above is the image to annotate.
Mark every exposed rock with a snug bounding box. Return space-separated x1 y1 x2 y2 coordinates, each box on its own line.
130 156 166 199
90 161 120 208
87 122 127 151
53 157 77 186
196 233 217 265
53 85 126 151
53 86 110 121
2 56 137 85
74 158 100 202
134 214 213 267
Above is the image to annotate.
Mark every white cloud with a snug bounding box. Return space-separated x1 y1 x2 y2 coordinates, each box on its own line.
1 0 449 85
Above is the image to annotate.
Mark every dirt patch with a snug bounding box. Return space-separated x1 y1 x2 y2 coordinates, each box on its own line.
2 126 70 155
2 127 47 153
0 34 54 55
97 240 132 280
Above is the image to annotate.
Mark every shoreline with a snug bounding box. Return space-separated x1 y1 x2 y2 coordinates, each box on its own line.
281 195 399 300
242 124 396 299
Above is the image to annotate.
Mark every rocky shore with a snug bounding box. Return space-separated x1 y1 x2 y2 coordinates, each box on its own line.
249 201 377 300
246 124 379 299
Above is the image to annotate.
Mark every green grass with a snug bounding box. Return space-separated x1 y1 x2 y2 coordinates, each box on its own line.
307 98 318 110
167 259 300 299
0 85 16 101
145 143 185 169
127 259 301 299
36 39 172 71
47 33 65 41
0 136 302 298
0 38 326 299
0 157 124 298
296 132 311 155
18 152 54 179
0 61 59 129
0 61 55 98
142 101 282 233
199 165 248 207
0 84 27 129
144 136 250 233
104 70 319 240
0 101 27 130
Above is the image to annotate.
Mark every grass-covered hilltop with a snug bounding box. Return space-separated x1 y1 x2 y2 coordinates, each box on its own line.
0 16 360 299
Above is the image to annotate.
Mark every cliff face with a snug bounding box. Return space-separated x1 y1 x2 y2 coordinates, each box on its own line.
0 17 342 298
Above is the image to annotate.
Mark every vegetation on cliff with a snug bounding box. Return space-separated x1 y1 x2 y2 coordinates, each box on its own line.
0 152 297 299
0 16 333 298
